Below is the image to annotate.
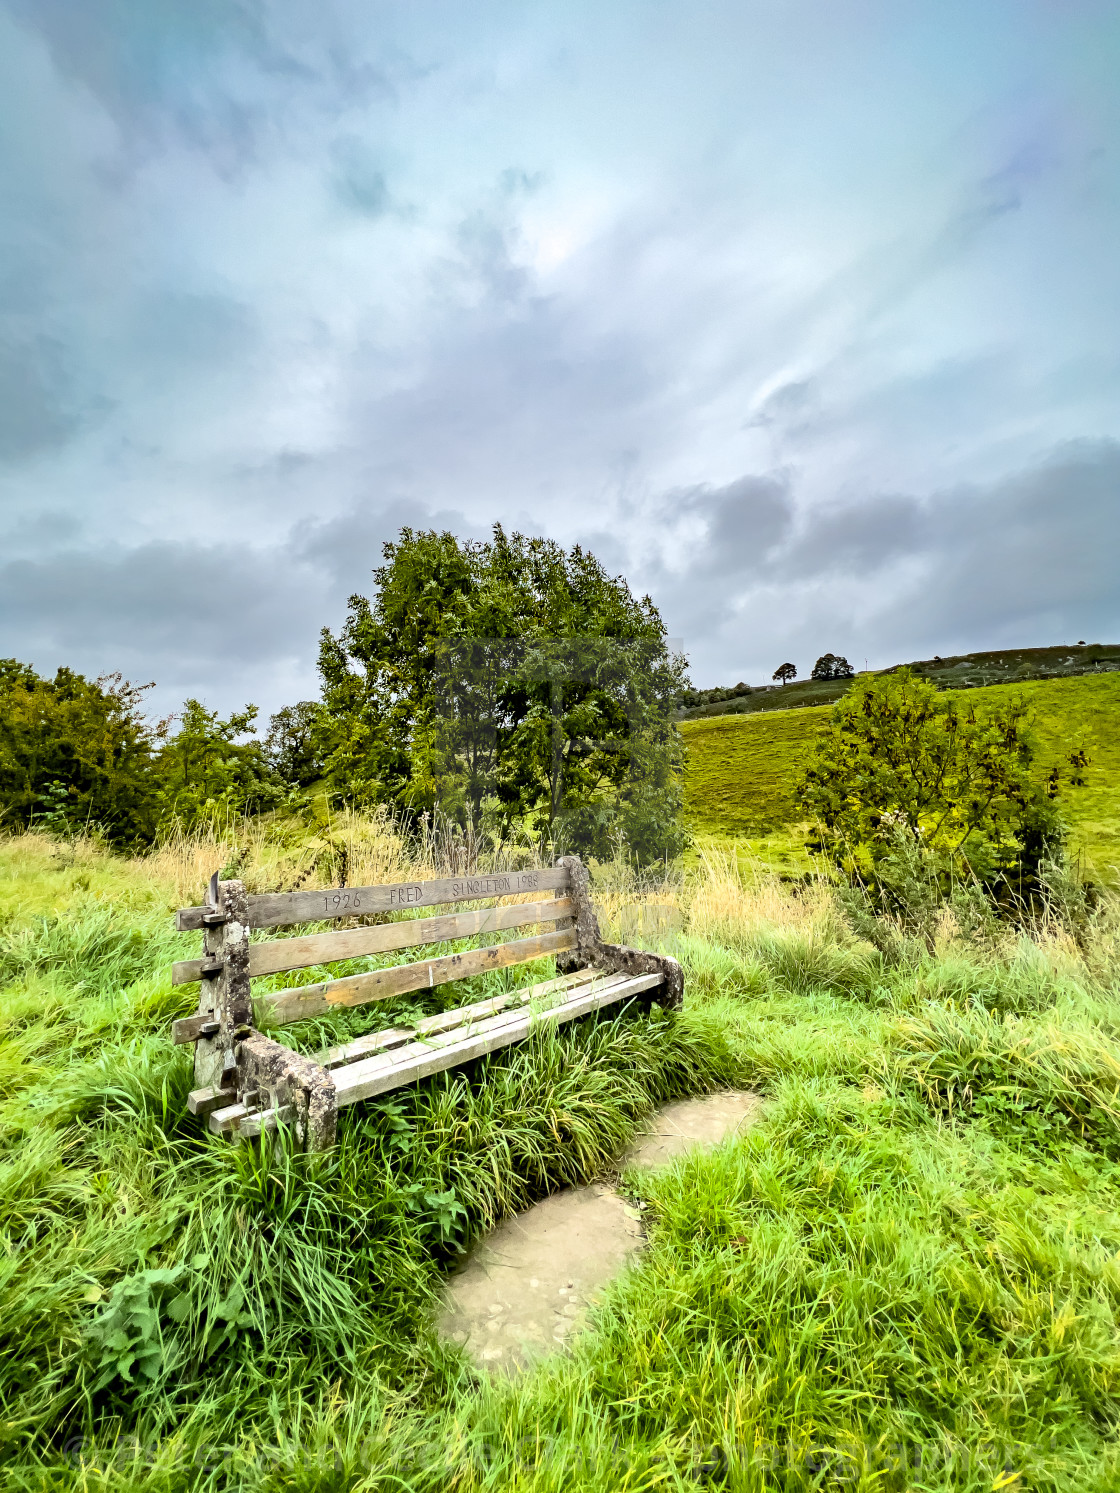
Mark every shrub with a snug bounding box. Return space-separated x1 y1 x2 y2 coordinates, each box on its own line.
798 668 1064 916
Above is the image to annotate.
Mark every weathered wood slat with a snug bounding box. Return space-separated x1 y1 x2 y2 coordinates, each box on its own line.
173 1013 220 1045
260 927 577 1026
207 970 657 1134
187 1086 239 1117
209 1099 247 1134
172 896 572 986
332 971 662 1107
177 867 568 931
208 1101 295 1138
316 967 599 1069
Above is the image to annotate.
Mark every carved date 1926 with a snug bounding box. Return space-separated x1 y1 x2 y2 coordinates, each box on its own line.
324 892 363 912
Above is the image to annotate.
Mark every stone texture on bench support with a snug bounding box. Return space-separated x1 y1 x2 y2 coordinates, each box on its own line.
235 1033 337 1152
556 856 683 1011
193 879 253 1095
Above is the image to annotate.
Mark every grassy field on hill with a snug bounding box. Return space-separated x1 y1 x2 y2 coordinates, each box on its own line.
4 828 1120 1488
682 672 1120 880
680 642 1120 721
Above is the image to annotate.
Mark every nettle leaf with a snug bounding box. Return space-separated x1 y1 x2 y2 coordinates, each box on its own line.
214 1286 245 1320
143 1267 186 1287
165 1293 192 1324
84 1262 196 1393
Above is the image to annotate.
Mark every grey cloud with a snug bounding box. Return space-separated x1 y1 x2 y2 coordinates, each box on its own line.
330 136 389 216
952 137 1052 247
127 291 259 371
4 0 284 166
674 474 795 577
450 208 533 306
4 0 427 182
343 290 667 508
746 379 817 431
779 494 924 576
0 536 327 713
917 439 1120 638
652 440 1120 685
2 506 83 554
0 335 83 460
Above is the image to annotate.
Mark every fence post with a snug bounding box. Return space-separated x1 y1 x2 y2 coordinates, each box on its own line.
193 875 252 1093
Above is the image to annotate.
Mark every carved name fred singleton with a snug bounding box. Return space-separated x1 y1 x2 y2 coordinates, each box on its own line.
380 872 541 908
449 872 540 900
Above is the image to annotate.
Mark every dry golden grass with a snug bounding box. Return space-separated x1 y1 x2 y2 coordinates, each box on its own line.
9 814 1118 992
141 806 415 908
686 840 834 941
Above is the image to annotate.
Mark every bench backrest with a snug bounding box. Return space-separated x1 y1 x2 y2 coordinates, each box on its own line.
172 865 575 1041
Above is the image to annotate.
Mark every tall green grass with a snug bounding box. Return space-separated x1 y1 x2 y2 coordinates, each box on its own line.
682 670 1120 879
3 829 1120 1489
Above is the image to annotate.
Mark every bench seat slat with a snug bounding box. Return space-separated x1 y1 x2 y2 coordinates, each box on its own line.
208 970 660 1134
172 896 572 986
178 868 568 931
205 972 606 1126
260 927 577 1027
316 967 598 1069
333 971 662 1107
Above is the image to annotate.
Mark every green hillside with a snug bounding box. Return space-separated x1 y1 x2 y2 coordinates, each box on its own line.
680 642 1120 720
681 671 1120 878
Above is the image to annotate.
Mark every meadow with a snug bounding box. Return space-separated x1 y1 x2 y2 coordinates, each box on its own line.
681 671 1120 881
3 816 1120 1490
678 645 1120 721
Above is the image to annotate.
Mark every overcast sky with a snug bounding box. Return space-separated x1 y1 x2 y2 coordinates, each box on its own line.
2 0 1118 720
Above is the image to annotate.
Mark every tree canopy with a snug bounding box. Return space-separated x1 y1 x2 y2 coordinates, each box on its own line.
0 662 164 847
810 653 854 681
797 668 1061 902
772 662 797 684
155 700 281 826
0 660 284 846
318 526 689 861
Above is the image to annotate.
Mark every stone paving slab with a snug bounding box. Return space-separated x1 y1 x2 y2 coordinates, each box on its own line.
438 1182 644 1374
620 1089 764 1169
439 1089 763 1374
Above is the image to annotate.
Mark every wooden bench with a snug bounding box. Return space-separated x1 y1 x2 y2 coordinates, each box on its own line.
172 856 682 1150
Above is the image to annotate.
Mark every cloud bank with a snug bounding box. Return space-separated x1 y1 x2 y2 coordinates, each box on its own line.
1 0 1117 715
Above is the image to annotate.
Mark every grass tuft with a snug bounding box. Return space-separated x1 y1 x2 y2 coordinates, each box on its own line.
3 824 1120 1488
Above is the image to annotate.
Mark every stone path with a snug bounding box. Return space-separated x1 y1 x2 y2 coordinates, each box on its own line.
438 1089 762 1374
620 1090 764 1169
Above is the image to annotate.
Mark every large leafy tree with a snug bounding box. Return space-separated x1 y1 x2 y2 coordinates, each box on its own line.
266 701 331 789
318 528 487 817
810 653 854 681
0 661 165 846
797 668 1060 902
318 526 689 860
155 700 282 825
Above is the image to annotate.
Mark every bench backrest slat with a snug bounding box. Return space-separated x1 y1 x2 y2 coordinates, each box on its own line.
171 896 572 987
259 927 576 1027
175 867 568 931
